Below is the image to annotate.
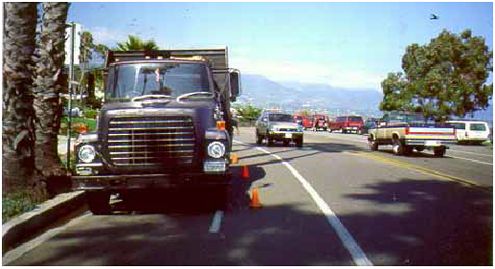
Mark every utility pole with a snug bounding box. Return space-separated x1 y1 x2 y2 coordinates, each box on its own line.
66 22 75 170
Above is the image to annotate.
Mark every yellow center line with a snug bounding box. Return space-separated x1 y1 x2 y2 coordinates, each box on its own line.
346 151 491 193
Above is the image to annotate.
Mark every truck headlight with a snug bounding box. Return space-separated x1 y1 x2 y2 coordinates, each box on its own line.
78 145 96 163
207 141 225 158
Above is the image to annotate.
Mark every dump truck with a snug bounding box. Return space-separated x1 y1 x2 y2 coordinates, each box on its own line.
368 111 456 157
72 48 241 214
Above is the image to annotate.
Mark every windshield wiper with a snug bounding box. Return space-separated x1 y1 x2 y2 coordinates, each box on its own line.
176 91 214 102
131 94 172 103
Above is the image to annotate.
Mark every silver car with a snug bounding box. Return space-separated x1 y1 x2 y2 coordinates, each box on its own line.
255 112 303 147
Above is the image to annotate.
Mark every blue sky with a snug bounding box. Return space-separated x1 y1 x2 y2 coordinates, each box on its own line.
68 2 493 91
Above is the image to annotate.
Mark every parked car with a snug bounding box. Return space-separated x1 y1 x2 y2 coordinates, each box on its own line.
328 115 364 134
256 111 303 147
447 120 490 145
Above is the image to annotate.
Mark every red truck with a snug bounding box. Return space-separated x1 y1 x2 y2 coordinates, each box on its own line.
328 115 364 134
312 114 329 131
293 114 313 130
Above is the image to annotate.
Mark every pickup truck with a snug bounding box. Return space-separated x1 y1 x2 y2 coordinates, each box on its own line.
367 112 456 157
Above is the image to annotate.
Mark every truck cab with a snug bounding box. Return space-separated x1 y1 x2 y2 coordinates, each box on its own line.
72 49 241 214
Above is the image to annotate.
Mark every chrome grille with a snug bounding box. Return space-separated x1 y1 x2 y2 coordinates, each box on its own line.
107 116 195 167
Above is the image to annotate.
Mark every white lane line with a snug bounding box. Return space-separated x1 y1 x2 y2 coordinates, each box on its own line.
448 149 493 157
445 155 493 166
208 210 224 234
3 212 92 265
255 146 373 266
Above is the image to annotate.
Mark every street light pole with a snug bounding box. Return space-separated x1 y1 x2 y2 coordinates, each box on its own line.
66 22 75 170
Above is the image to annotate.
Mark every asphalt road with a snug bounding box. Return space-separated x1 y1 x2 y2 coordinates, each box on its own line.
5 127 492 265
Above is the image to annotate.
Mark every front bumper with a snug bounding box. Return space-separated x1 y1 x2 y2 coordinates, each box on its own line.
268 131 303 141
72 172 231 191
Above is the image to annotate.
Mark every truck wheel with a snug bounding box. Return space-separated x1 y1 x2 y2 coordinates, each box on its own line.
392 139 405 156
213 185 229 210
342 129 347 134
256 132 263 145
87 191 111 215
295 138 303 148
368 136 379 151
434 147 446 157
403 146 414 156
267 136 274 146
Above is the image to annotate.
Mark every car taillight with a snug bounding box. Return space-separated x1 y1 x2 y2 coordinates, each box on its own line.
405 127 410 135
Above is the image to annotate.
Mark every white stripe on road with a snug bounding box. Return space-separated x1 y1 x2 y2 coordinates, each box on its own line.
444 155 493 166
253 145 373 266
208 210 224 234
448 148 493 157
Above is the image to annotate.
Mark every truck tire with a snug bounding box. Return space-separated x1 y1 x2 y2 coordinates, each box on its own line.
256 132 263 145
87 191 111 215
392 138 405 156
368 135 379 151
434 147 446 157
295 137 303 148
403 146 414 156
267 135 274 146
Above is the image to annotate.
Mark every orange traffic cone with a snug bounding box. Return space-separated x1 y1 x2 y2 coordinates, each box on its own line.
250 187 262 208
241 165 250 180
230 153 239 164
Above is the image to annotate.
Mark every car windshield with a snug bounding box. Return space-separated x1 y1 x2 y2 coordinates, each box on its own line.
106 62 211 100
470 123 487 131
349 116 363 122
450 123 466 130
269 114 294 122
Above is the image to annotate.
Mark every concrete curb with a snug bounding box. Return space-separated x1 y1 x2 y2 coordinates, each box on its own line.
2 191 86 254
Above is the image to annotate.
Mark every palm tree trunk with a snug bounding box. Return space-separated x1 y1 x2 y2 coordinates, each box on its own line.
32 2 70 196
2 3 37 193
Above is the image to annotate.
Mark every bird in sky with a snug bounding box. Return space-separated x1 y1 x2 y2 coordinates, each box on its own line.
430 14 439 20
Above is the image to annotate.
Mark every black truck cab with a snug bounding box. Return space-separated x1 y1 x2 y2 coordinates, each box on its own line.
72 49 240 214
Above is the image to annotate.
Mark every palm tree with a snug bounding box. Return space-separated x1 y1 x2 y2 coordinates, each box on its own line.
115 35 159 51
32 2 70 198
2 3 38 193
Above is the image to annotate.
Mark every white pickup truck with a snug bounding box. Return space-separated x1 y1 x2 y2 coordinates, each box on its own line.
368 112 456 157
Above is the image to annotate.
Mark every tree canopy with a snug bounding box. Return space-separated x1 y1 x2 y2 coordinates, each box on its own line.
115 35 159 51
380 29 493 121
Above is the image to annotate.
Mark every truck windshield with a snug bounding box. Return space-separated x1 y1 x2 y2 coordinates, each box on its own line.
269 114 294 122
106 62 211 100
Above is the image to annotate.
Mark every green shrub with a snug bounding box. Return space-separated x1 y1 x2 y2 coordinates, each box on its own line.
2 191 38 223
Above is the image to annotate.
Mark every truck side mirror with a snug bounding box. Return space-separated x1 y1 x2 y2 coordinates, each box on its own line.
229 69 241 101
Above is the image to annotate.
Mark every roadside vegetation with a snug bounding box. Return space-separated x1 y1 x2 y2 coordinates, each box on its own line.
380 29 492 121
233 103 262 126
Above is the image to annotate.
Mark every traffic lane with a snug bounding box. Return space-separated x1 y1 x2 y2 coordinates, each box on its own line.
305 131 493 188
7 189 232 265
252 133 492 265
8 139 354 265
224 140 354 265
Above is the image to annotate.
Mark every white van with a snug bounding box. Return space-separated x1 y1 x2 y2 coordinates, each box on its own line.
447 120 490 144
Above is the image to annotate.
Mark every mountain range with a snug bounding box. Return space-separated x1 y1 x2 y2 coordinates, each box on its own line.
236 74 493 123
236 74 383 116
